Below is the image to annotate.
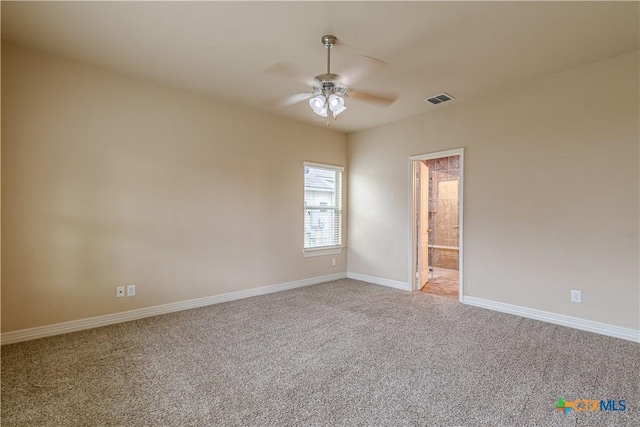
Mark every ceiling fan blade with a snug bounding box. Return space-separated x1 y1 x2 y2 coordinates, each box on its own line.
346 89 398 106
265 62 315 87
264 92 314 109
340 55 388 86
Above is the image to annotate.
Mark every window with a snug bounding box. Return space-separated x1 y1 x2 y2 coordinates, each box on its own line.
303 162 343 254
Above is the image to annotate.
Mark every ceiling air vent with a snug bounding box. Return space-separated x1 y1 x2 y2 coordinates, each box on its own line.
424 93 455 106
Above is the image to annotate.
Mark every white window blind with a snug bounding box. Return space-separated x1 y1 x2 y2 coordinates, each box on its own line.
304 162 343 250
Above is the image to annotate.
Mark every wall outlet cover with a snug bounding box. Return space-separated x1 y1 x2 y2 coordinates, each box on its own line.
127 284 136 297
571 290 582 303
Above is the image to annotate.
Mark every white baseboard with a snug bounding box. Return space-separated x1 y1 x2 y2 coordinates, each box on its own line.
6 273 635 345
347 272 411 291
1 272 348 345
462 295 640 343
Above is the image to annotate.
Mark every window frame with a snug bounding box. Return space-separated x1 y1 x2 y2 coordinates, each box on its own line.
302 161 344 257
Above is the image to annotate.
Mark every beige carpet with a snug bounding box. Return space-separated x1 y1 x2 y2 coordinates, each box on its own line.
2 279 639 426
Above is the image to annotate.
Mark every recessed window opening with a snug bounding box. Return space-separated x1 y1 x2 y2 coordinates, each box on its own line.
303 162 344 252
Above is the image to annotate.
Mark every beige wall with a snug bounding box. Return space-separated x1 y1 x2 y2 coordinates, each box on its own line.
348 51 639 329
3 42 638 335
1 44 347 333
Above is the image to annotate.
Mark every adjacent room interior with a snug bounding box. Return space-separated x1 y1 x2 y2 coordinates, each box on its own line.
1 2 638 425
413 153 461 299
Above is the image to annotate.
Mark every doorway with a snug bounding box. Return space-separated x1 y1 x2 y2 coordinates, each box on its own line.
410 148 464 300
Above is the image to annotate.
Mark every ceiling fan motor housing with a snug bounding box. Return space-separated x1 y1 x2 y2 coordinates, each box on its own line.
313 75 348 97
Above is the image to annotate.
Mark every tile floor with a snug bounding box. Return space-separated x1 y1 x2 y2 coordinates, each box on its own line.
420 267 459 298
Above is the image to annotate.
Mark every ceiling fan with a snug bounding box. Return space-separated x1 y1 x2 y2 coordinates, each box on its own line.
266 35 398 120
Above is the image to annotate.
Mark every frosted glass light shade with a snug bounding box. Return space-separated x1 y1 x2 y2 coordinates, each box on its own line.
309 95 328 117
327 94 346 117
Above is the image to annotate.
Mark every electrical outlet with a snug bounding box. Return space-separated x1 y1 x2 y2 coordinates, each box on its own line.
571 290 581 303
127 284 136 297
116 286 125 298
331 258 337 267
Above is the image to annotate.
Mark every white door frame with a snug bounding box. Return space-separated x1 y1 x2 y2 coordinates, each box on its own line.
408 148 465 301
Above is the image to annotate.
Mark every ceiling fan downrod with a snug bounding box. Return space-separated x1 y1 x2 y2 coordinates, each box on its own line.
322 35 337 75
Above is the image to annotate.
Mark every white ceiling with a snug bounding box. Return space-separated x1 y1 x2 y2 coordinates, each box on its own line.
2 1 638 133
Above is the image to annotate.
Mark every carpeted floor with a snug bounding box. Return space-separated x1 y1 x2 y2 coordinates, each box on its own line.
2 279 639 426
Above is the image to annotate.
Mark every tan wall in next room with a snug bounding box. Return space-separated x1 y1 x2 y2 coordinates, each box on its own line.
1 44 348 333
348 51 639 330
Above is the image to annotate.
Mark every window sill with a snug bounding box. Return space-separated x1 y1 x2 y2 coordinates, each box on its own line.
302 247 344 258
